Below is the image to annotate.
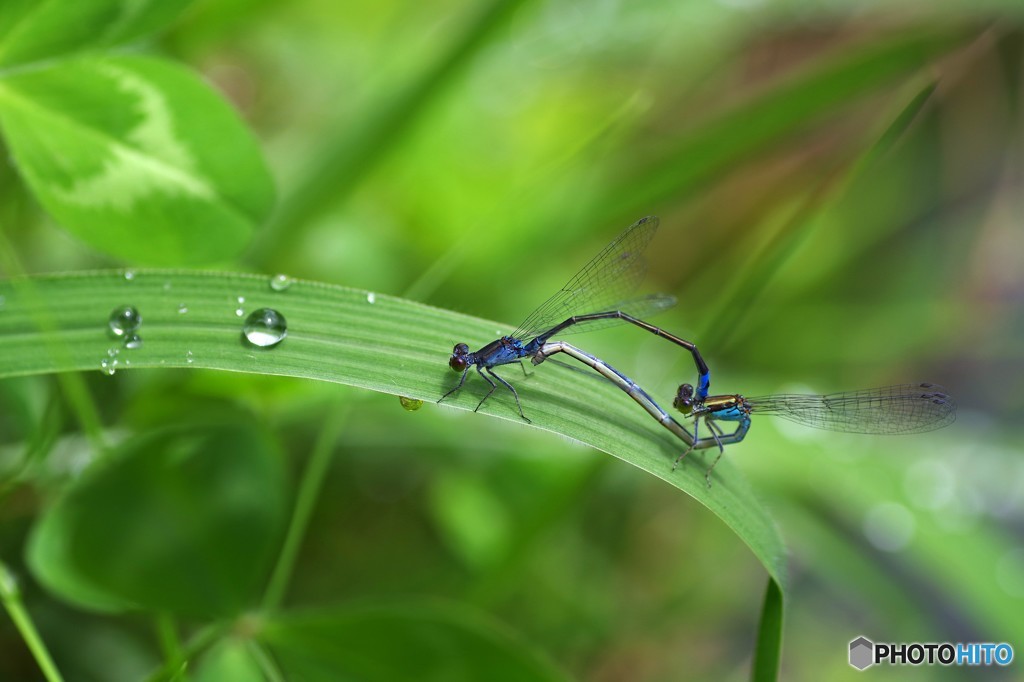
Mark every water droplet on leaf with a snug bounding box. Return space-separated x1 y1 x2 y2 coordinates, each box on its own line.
108 305 141 337
242 308 288 348
270 274 293 292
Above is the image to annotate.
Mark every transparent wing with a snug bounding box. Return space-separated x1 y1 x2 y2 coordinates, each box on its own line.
745 383 956 434
511 216 660 339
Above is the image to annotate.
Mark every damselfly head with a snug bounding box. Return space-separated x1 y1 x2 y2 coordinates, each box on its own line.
449 343 471 372
673 383 694 414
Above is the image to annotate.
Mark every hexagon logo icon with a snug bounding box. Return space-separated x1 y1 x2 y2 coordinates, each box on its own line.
849 636 874 670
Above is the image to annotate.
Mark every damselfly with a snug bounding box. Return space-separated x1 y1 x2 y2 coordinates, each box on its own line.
672 381 956 481
439 216 708 421
533 341 956 486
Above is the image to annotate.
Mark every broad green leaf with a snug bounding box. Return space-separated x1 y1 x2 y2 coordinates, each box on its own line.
24 493 138 613
0 270 787 601
0 0 194 70
0 55 274 264
26 418 287 617
260 601 569 682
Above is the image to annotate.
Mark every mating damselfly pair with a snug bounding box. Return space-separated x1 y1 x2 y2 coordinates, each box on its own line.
438 217 956 485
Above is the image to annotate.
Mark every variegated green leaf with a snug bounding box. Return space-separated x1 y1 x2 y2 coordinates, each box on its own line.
0 55 273 264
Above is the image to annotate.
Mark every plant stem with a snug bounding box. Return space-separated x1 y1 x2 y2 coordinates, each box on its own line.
262 398 351 611
0 561 65 682
154 614 187 681
247 641 286 682
142 622 227 682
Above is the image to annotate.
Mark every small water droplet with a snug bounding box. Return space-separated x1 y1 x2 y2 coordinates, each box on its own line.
186 350 194 364
123 269 136 282
366 292 376 304
100 358 117 376
108 305 142 337
107 347 119 358
237 295 245 304
235 308 245 317
270 274 292 292
124 333 143 350
399 396 424 412
178 304 188 314
242 308 288 348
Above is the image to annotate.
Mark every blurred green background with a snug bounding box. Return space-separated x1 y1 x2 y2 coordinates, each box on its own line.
1 0 1022 680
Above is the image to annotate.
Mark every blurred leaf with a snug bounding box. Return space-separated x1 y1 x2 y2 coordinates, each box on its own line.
805 455 1024 643
697 81 939 351
0 55 274 264
260 600 569 682
597 26 967 222
26 418 287 617
1 270 786 602
249 0 530 265
429 470 513 570
25 501 137 613
0 0 194 69
194 639 266 682
0 377 62 486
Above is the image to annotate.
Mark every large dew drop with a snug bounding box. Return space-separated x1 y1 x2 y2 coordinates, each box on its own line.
108 305 141 338
243 308 288 348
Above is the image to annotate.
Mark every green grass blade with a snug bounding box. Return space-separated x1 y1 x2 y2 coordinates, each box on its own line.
249 0 532 265
751 578 784 682
0 269 786 593
594 27 967 224
696 81 939 351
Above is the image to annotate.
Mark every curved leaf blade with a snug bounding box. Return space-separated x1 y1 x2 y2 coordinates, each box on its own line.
0 55 274 264
0 270 786 597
